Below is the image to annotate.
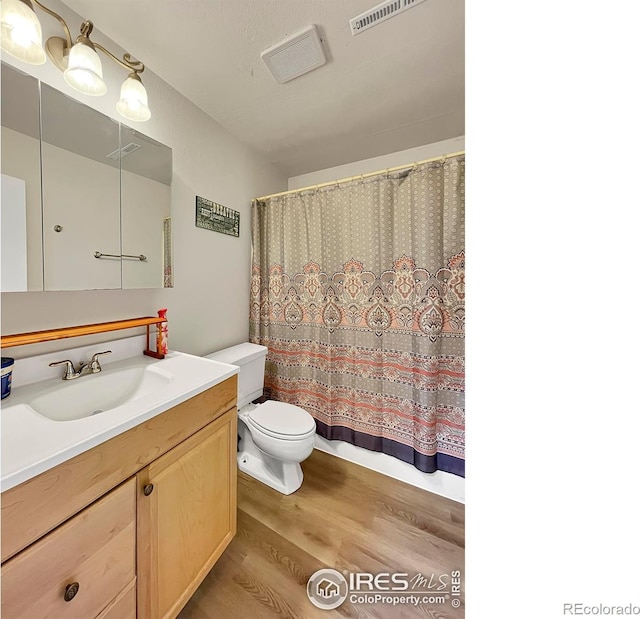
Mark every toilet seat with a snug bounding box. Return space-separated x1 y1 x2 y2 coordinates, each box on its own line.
247 401 316 440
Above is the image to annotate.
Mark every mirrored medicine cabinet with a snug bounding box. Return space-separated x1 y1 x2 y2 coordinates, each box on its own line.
1 62 173 292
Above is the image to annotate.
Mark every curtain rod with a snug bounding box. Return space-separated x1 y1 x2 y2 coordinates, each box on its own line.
253 150 465 202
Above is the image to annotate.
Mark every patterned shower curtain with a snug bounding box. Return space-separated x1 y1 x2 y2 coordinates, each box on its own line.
249 156 465 476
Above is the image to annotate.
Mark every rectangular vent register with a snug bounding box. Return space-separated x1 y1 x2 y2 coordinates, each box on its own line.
350 0 426 35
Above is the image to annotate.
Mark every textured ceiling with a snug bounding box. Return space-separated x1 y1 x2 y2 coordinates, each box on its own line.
61 0 464 177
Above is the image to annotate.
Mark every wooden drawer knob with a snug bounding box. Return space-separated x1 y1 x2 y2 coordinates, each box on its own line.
64 582 80 602
143 483 154 496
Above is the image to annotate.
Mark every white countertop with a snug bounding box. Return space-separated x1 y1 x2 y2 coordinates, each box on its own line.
1 350 238 492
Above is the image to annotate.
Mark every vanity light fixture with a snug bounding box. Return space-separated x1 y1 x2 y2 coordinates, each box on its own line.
0 0 151 121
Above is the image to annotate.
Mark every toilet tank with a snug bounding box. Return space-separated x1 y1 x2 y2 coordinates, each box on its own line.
205 343 267 408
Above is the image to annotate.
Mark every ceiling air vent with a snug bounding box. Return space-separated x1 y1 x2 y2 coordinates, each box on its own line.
350 0 426 35
106 142 141 160
261 25 327 84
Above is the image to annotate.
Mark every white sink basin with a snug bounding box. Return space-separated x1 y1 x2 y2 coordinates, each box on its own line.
2 349 239 492
29 365 172 421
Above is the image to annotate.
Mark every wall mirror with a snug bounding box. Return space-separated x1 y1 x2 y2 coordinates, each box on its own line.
1 62 173 292
1 63 43 291
120 125 172 289
40 81 122 290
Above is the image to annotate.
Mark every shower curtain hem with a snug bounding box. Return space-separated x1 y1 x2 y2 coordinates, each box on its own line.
315 420 465 478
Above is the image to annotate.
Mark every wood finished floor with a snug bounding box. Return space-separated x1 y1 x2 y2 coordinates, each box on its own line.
179 450 465 619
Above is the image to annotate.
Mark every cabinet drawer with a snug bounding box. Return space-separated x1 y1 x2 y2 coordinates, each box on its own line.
96 579 136 619
1 478 136 619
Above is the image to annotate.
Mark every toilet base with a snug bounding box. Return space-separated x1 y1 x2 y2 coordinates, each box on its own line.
237 451 304 495
236 412 306 495
236 404 313 495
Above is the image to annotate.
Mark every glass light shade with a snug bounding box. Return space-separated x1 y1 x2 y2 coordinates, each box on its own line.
116 75 151 122
0 0 46 64
63 41 107 96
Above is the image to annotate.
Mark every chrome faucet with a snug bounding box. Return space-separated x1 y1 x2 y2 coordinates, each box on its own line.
49 351 112 380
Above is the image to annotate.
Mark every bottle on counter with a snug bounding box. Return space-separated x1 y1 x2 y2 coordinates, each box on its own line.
157 308 168 355
2 357 15 399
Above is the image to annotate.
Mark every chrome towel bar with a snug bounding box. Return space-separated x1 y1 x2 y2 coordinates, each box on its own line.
94 251 147 261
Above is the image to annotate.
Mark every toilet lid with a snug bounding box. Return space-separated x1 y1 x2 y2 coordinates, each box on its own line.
248 401 316 437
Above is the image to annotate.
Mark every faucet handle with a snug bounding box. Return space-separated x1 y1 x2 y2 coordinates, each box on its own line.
49 359 79 380
89 350 112 372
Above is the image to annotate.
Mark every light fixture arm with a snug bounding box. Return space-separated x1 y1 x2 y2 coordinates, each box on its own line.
23 3 145 76
92 42 145 75
69 18 145 75
29 0 72 48
3 0 151 120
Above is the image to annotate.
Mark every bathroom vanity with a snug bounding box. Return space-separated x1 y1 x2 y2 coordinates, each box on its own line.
0 338 238 619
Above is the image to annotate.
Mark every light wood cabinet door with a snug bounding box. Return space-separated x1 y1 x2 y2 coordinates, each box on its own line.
0 478 136 619
137 408 237 619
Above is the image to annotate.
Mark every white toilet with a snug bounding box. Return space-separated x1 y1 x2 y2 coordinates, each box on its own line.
205 343 316 495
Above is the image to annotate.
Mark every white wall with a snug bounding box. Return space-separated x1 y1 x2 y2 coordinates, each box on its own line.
288 136 465 189
1 0 287 358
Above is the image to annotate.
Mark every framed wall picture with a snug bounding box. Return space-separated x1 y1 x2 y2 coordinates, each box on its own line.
195 196 239 237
